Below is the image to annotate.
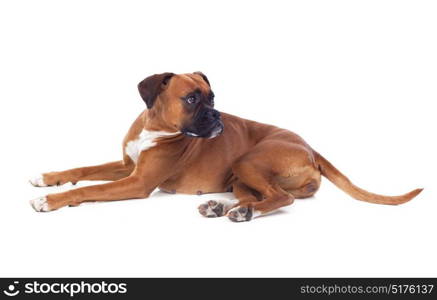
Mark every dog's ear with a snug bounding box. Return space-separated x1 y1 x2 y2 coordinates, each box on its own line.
138 72 174 109
194 71 210 86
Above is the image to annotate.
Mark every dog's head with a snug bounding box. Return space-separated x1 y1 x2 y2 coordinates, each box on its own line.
138 72 223 139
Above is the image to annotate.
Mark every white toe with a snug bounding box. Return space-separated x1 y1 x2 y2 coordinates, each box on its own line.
205 205 218 217
29 174 47 187
30 196 50 212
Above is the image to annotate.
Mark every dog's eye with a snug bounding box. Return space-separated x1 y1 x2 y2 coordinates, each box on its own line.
186 96 197 104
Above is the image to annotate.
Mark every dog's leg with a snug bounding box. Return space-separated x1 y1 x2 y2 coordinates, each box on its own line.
30 151 179 212
29 161 134 187
227 182 294 222
229 167 294 222
226 140 319 222
198 181 259 218
30 174 150 212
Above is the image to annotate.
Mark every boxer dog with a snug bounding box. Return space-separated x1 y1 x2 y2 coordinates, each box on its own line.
29 72 422 222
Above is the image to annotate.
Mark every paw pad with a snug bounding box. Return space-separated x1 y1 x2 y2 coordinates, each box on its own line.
198 200 225 218
227 206 253 222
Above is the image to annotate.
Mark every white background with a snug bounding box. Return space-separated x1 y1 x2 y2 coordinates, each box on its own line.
0 0 436 277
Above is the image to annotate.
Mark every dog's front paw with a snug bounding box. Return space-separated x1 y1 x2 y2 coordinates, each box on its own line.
227 206 255 222
30 196 51 212
29 172 74 187
29 174 48 187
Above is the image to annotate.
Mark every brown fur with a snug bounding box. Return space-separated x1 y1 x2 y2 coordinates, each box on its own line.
34 72 423 220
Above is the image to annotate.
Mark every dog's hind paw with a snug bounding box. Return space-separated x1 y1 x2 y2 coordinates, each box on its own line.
198 200 225 217
198 199 240 218
227 206 259 222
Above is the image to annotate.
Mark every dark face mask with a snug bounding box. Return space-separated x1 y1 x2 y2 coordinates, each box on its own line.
182 108 224 139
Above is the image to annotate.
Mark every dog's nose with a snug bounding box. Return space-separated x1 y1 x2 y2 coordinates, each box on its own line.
209 109 220 119
201 109 220 121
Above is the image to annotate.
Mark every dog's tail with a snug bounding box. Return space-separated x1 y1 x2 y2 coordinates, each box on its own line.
313 151 423 205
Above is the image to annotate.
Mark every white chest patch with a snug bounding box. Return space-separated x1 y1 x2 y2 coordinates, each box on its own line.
125 129 179 164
